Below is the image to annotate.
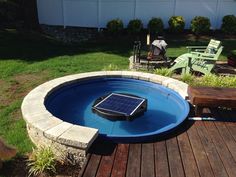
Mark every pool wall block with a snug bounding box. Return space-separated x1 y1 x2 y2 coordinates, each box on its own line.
21 71 188 165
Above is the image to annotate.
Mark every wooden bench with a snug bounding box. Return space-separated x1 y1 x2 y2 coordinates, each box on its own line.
188 86 236 116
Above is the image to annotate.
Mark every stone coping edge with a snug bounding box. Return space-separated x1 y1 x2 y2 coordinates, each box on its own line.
21 71 188 151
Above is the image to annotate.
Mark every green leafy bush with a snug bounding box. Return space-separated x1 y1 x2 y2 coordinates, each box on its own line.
190 16 211 35
106 19 124 35
27 147 56 176
168 16 185 33
221 15 236 34
154 68 173 77
127 19 143 34
148 18 164 34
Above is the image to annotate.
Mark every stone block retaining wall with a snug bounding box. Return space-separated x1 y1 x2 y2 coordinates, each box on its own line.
21 71 188 165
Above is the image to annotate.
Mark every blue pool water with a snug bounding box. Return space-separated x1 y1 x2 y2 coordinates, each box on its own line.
45 77 189 142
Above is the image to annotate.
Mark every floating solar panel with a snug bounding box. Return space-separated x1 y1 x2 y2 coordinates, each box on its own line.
92 93 147 121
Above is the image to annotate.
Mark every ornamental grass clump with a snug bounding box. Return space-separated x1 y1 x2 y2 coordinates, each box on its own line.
180 73 195 85
168 16 185 33
27 146 56 177
190 16 211 35
154 68 173 77
192 74 236 88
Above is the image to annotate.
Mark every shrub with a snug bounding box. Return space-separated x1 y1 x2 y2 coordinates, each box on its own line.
168 16 185 33
154 68 173 77
27 147 56 176
148 18 164 34
221 15 236 34
106 19 124 35
191 16 211 35
127 19 143 34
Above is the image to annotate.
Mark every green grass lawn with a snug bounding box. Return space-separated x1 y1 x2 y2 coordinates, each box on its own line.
0 28 236 156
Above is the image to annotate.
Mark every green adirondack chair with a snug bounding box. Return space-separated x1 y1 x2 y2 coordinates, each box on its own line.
170 39 223 75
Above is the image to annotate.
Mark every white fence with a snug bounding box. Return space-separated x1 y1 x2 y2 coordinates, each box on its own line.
37 0 236 29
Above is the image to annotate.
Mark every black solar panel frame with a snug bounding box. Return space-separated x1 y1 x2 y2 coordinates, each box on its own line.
93 93 146 116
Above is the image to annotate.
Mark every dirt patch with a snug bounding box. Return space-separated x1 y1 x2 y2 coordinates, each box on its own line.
0 71 51 119
215 61 236 76
0 156 28 177
10 109 22 120
55 163 81 177
13 71 50 98
0 71 50 106
0 79 5 85
0 79 12 106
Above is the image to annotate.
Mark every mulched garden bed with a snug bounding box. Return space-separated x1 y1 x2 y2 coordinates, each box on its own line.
1 156 82 177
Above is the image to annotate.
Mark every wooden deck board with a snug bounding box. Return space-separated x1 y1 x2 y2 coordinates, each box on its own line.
80 109 236 177
187 123 215 177
95 146 117 177
82 154 101 177
195 121 228 177
213 113 236 162
203 121 236 177
126 144 141 177
110 144 129 177
154 141 170 177
177 132 200 177
141 143 155 177
166 137 185 177
223 110 236 142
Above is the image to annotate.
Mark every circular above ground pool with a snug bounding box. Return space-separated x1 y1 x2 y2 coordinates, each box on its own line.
21 71 190 163
44 75 189 142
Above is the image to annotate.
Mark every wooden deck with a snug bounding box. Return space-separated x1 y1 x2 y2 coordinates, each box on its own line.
79 108 236 177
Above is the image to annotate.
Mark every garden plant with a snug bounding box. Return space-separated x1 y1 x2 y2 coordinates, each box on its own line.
168 16 185 33
106 19 124 35
221 15 236 34
127 19 143 35
148 17 164 35
190 16 211 35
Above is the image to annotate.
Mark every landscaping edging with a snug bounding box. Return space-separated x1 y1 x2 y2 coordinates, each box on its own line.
21 71 188 165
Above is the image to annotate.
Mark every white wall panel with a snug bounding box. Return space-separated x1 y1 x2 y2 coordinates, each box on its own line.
100 0 135 27
136 0 175 27
64 0 98 27
37 0 236 29
37 0 64 25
